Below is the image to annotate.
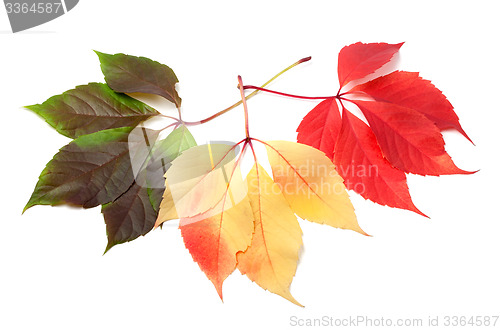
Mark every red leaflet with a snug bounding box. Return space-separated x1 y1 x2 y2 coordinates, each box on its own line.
352 100 471 176
179 198 254 300
337 42 403 89
334 109 425 216
296 99 341 159
350 71 472 143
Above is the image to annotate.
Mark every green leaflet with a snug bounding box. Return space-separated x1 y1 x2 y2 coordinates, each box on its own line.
101 125 196 252
101 182 159 253
146 125 198 185
24 127 136 212
95 51 182 108
25 83 158 139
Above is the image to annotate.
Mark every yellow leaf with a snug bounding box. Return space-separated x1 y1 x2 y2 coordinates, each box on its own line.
264 140 367 235
154 178 177 228
237 164 303 306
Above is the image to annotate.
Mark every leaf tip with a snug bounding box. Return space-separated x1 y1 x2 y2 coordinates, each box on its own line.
460 128 475 145
23 104 42 116
103 242 115 255
414 208 430 219
282 291 304 307
215 285 224 302
22 198 37 215
93 50 110 65
356 226 371 237
210 277 226 302
21 204 31 215
456 168 479 175
153 219 163 230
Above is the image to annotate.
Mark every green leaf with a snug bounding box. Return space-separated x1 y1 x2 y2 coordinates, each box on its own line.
101 125 196 252
24 127 136 213
25 83 159 139
95 51 182 108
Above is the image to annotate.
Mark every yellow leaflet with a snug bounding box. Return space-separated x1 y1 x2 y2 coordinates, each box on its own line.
265 140 367 235
155 178 177 227
237 164 303 306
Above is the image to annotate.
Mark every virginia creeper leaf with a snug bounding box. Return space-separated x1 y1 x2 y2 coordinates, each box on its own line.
237 164 303 306
349 71 472 142
334 108 425 216
338 42 403 89
264 140 367 235
296 99 341 159
160 138 366 301
298 42 474 214
353 100 472 176
102 125 196 252
24 127 135 212
95 51 181 107
25 83 159 139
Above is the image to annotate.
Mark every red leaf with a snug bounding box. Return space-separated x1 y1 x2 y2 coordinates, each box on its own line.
297 42 475 214
297 99 341 159
350 71 472 143
338 42 403 89
352 100 472 176
334 108 426 216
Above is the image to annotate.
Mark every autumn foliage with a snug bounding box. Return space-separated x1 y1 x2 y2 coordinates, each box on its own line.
23 42 473 305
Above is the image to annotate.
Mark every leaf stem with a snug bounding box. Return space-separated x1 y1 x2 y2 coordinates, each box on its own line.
336 86 343 97
176 107 183 122
182 56 311 126
157 121 180 132
243 85 336 100
248 139 258 165
337 96 354 109
238 76 250 138
158 113 181 121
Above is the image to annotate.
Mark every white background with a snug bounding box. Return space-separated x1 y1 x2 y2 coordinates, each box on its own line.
1 1 498 329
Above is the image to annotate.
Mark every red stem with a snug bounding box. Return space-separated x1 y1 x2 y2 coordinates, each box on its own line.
238 76 250 138
243 85 336 100
182 56 312 127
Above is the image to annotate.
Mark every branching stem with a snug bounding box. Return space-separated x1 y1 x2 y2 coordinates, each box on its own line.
182 56 311 126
